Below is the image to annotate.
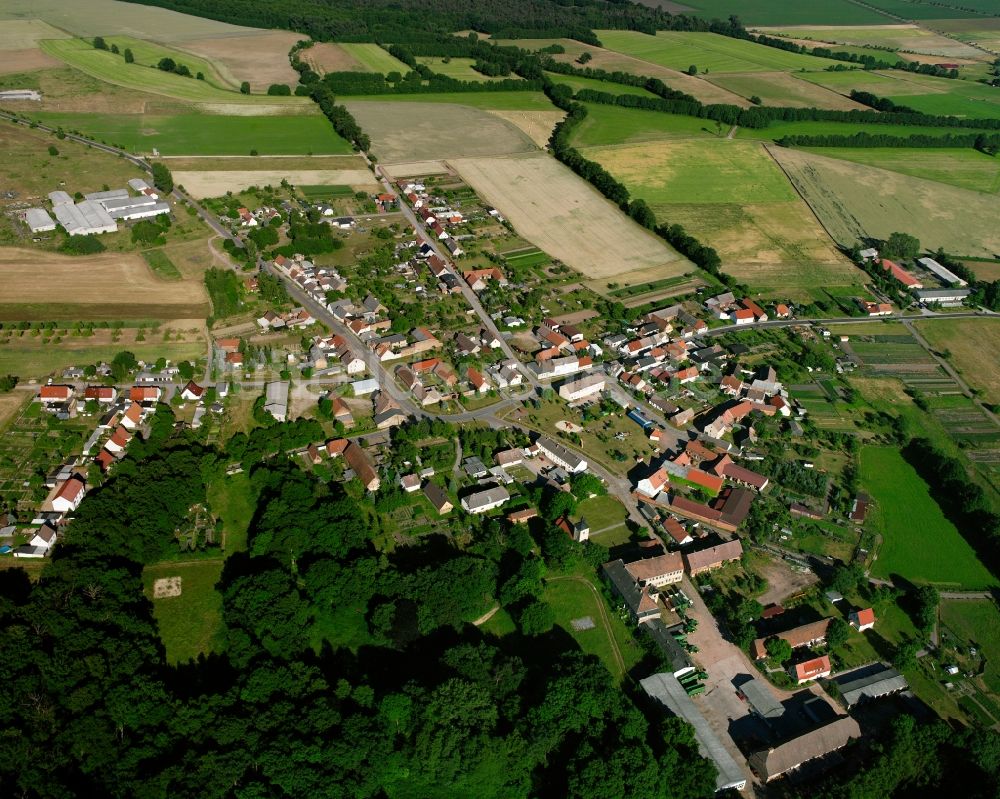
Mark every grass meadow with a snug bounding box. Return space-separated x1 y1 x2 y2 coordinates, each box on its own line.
705 72 865 110
40 38 309 107
548 71 659 98
104 35 234 90
417 57 516 82
594 30 846 74
31 111 353 156
346 91 556 111
571 103 719 147
143 560 226 664
941 600 1000 696
338 43 411 74
804 147 1000 194
862 446 997 589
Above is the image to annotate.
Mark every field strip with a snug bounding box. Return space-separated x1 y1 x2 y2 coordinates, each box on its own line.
175 169 379 199
449 152 687 285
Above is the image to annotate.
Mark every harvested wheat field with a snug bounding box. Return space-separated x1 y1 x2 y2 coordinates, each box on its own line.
162 155 368 171
706 72 868 110
450 152 687 289
303 43 368 74
380 161 451 180
176 169 379 199
769 146 1000 258
0 248 209 319
344 101 538 162
0 49 61 75
181 32 302 91
486 110 566 147
0 19 70 49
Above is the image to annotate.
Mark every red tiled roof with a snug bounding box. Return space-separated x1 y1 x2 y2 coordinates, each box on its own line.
794 655 831 682
853 608 876 627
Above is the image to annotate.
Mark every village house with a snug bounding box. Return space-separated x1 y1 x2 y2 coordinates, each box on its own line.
423 482 453 515
344 442 380 491
84 386 117 404
180 381 205 401
39 385 74 404
850 608 876 632
751 618 831 660
120 401 144 430
130 386 161 403
51 477 85 513
683 539 743 575
104 425 132 454
792 655 832 684
460 486 510 514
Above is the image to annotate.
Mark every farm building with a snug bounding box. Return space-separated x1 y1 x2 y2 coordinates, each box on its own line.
24 208 55 232
53 200 117 236
879 258 922 289
99 194 170 221
738 678 784 720
749 716 861 782
837 665 908 708
751 618 831 660
683 538 743 575
917 257 967 287
85 189 129 202
263 381 289 422
0 89 41 101
913 288 970 306
641 673 748 792
48 190 72 206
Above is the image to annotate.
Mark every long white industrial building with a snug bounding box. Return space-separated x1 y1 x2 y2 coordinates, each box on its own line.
53 200 117 236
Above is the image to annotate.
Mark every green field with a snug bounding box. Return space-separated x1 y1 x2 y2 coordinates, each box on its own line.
941 600 1000 695
676 0 893 25
706 72 861 109
417 57 517 82
104 35 234 91
573 495 628 533
588 139 796 204
339 43 411 74
886 88 1000 120
738 118 978 141
547 72 659 98
346 91 556 111
299 184 354 200
31 111 352 156
862 446 997 589
40 38 310 107
862 0 985 19
143 560 226 664
570 103 717 147
142 250 183 280
595 30 846 74
805 147 1000 194
544 576 641 679
0 341 205 379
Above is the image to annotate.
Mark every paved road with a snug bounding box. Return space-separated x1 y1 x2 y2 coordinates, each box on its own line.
370 160 540 390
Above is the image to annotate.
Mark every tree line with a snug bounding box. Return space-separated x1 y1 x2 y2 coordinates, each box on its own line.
0 408 722 797
544 81 728 282
776 131 1000 149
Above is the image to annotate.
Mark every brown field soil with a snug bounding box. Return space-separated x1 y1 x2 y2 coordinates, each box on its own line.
485 109 566 147
160 155 368 170
915 319 1000 405
0 48 61 75
176 169 379 199
0 19 70 49
0 121 145 202
656 201 862 300
768 146 1000 258
344 101 538 163
754 24 985 59
303 43 368 74
180 31 301 91
706 71 869 110
0 247 209 318
0 0 262 42
621 279 705 307
380 160 452 179
0 388 30 431
450 152 687 288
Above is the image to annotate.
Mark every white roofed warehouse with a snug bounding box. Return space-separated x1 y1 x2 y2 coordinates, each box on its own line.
24 208 56 233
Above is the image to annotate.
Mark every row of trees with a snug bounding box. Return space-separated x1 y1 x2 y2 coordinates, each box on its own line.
777 131 1000 149
310 84 370 151
545 82 727 282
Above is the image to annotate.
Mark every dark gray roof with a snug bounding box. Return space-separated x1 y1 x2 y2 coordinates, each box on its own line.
837 666 908 707
641 673 747 792
739 678 784 719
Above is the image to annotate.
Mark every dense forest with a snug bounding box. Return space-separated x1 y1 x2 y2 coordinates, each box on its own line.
0 409 718 797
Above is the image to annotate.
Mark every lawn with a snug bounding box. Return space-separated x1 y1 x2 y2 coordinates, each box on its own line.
573 495 628 532
40 38 310 107
862 446 997 589
595 30 845 74
142 249 183 280
31 111 352 156
206 472 256 553
544 575 641 679
571 103 719 148
677 0 893 25
941 599 1000 695
885 87 1000 120
417 57 517 82
804 147 1000 194
338 43 411 74
547 71 659 98
143 559 226 664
